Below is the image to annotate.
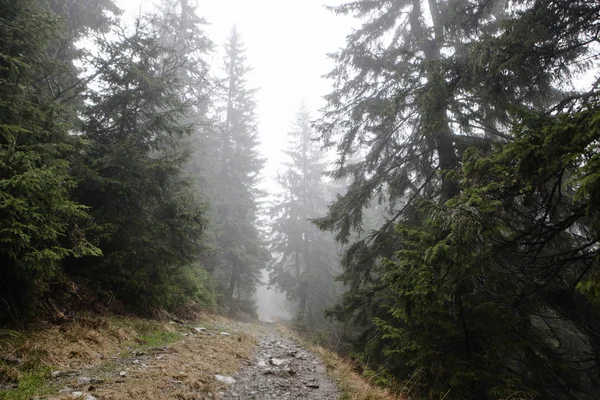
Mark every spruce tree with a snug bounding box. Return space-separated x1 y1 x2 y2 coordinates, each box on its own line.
317 0 600 398
154 0 212 109
154 0 218 306
0 0 100 320
269 104 338 329
44 0 121 108
70 15 207 312
209 28 269 311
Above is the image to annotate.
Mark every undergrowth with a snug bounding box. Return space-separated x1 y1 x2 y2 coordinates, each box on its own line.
0 314 188 399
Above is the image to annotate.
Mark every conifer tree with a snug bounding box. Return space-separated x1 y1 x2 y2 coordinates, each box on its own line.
157 0 223 281
151 0 218 306
44 0 121 108
269 104 338 329
70 16 207 312
317 0 600 397
209 28 269 309
0 0 100 320
154 0 212 110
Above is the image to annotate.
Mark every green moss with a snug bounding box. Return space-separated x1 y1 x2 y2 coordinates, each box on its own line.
137 331 181 349
0 367 52 400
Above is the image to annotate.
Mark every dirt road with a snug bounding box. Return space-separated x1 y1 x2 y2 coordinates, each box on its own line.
222 331 339 399
18 318 340 399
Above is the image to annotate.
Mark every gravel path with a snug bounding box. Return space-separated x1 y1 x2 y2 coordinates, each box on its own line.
222 331 339 399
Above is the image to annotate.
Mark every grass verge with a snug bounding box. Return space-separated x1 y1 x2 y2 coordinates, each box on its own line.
0 312 261 399
0 366 52 400
136 331 181 349
277 324 403 400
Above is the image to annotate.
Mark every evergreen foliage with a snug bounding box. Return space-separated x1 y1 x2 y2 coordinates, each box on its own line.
318 0 600 398
0 0 264 320
269 104 339 329
43 0 121 103
4 3 600 398
372 103 600 399
206 28 269 311
68 15 208 313
154 0 212 112
0 0 101 320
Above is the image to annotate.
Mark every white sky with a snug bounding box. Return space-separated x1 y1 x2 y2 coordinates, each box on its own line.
115 0 354 190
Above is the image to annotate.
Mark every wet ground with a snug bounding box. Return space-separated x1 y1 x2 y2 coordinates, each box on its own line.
5 320 340 399
222 331 339 399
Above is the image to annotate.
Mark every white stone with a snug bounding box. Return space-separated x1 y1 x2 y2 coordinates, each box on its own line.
215 374 236 385
269 358 290 367
51 370 69 378
77 377 91 385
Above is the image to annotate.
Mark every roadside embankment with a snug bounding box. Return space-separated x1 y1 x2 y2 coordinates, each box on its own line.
0 313 263 400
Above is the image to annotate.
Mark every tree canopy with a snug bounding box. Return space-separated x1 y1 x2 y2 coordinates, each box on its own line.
317 0 600 398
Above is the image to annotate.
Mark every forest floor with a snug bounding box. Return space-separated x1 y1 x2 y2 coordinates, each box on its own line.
0 313 397 400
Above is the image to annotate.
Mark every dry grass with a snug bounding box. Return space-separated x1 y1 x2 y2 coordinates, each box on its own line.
0 313 264 400
87 328 258 399
277 324 404 400
1 315 167 372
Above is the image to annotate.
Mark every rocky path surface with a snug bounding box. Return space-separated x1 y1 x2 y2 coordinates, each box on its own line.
2 318 341 400
222 331 339 400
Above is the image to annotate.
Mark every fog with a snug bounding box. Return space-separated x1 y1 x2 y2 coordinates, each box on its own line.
5 0 600 396
254 271 290 322
116 0 354 181
108 0 354 320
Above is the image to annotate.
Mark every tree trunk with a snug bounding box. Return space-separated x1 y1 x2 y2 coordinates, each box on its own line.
298 280 308 315
226 266 238 301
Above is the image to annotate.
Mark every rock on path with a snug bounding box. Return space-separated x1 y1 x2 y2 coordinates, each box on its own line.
222 331 339 399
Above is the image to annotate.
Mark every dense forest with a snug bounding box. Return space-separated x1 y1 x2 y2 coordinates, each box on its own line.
1 0 600 399
0 0 267 318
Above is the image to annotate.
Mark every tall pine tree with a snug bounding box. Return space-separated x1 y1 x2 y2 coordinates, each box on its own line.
317 0 600 398
69 15 207 313
0 0 100 320
209 28 269 311
269 104 339 329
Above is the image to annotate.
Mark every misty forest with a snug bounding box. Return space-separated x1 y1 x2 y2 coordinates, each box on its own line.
1 0 600 399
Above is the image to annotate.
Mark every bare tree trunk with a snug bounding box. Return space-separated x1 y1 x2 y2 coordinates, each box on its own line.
227 266 238 301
